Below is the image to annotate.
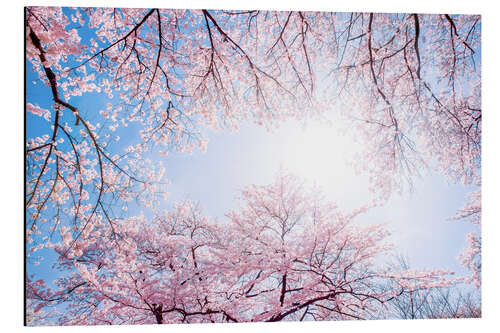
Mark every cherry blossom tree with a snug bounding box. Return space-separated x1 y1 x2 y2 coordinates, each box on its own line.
327 13 481 197
453 186 481 289
386 256 481 319
27 201 226 325
27 173 459 325
217 172 458 322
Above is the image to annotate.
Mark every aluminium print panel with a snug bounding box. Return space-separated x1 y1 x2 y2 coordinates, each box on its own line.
25 5 481 326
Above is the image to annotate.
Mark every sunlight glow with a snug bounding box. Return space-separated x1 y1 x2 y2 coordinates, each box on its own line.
281 120 372 208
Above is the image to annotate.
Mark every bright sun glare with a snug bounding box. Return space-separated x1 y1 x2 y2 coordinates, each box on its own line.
282 120 372 207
